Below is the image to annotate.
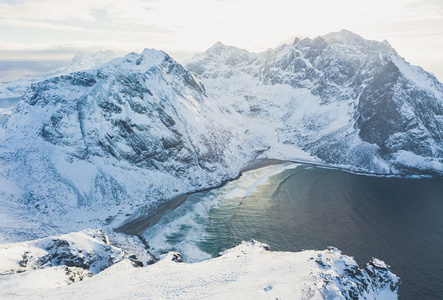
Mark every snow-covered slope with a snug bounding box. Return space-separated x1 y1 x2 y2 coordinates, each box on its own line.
0 240 400 299
0 49 255 243
187 29 443 175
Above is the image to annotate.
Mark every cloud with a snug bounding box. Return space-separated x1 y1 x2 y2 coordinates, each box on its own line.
0 19 92 32
0 0 96 21
413 0 443 9
0 0 159 24
0 0 442 79
0 18 173 36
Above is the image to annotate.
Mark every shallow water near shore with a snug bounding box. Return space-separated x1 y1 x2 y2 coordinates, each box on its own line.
141 163 443 299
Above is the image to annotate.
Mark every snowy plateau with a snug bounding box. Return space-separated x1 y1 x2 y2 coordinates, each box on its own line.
1 29 442 298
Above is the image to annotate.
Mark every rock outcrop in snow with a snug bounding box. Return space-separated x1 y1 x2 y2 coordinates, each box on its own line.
0 229 126 276
0 229 154 297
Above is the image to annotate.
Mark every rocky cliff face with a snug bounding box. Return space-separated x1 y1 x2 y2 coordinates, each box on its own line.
187 29 443 174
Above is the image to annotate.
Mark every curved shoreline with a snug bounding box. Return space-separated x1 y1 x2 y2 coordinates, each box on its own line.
115 158 289 235
115 157 441 235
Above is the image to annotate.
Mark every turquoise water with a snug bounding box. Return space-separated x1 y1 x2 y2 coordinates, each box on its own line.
142 163 443 299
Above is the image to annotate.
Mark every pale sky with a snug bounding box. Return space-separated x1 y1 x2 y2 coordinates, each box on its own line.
1 0 443 81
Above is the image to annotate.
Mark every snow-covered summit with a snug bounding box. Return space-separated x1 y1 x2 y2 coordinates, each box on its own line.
322 29 396 54
62 50 119 75
323 28 363 42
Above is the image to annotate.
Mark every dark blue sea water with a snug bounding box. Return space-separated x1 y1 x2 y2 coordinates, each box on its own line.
142 163 443 299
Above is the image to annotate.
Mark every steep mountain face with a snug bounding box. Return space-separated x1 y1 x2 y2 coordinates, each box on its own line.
0 49 254 242
187 30 443 174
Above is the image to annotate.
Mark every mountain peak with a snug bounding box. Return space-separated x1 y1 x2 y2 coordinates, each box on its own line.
140 48 169 63
211 41 225 48
321 29 396 54
141 48 166 57
322 29 365 44
108 48 171 72
70 50 117 65
337 29 360 36
206 42 230 54
382 39 392 47
64 50 119 73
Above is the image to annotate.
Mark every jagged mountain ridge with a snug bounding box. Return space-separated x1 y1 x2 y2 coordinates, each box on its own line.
0 49 255 242
187 29 443 174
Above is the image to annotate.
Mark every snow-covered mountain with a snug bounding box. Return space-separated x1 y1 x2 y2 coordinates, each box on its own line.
1 30 442 244
0 49 255 243
187 29 443 175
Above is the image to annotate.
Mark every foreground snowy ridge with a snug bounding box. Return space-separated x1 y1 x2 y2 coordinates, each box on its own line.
0 234 400 299
0 229 127 276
